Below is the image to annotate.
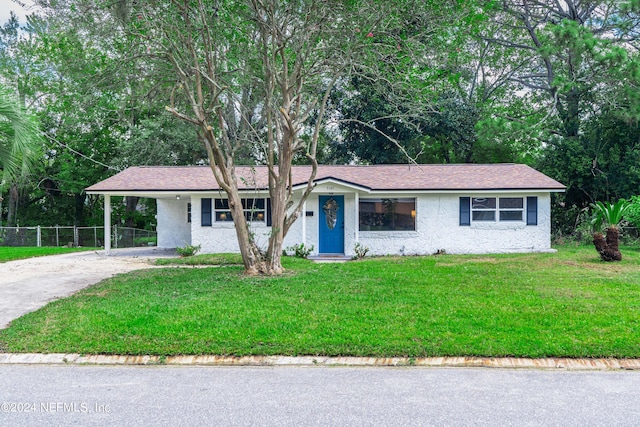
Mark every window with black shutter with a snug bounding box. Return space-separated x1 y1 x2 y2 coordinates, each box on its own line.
201 198 212 226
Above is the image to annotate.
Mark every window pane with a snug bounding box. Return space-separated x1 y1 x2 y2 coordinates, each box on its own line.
499 198 523 209
472 211 495 221
216 211 233 222
359 198 415 231
245 211 266 222
214 198 267 223
472 198 496 209
500 211 523 221
242 198 265 210
215 199 229 209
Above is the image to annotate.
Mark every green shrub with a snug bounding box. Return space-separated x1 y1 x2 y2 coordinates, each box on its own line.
352 242 370 259
590 199 630 231
176 244 201 257
285 243 314 258
626 195 640 228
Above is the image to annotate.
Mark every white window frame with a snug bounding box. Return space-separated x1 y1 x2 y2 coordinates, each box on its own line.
214 198 267 223
471 197 524 223
358 198 417 231
498 197 525 222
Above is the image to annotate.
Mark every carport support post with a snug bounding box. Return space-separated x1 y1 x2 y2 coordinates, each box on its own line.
104 195 111 255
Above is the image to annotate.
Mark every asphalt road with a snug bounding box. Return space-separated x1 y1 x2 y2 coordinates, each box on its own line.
1 365 639 426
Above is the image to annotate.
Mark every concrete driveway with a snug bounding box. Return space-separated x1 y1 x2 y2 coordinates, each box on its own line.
0 247 176 329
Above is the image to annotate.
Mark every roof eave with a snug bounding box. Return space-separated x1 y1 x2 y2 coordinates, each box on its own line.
291 177 373 193
87 187 565 196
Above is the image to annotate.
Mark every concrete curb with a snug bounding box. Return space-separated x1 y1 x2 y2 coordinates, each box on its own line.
1 353 639 370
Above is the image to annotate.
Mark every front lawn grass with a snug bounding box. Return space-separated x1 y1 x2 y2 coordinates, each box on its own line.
1 246 639 358
154 253 243 266
0 246 93 263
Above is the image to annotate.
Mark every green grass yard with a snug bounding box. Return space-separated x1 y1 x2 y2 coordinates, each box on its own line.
0 246 93 262
154 252 242 266
1 245 639 358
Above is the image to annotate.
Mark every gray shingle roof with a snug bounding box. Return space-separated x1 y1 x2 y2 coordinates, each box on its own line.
86 164 565 193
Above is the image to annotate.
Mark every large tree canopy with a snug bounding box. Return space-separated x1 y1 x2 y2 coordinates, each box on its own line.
474 0 640 224
105 0 468 274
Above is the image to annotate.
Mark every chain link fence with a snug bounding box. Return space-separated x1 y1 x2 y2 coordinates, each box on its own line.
0 226 157 248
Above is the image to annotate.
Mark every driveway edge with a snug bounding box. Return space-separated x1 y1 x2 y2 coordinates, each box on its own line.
1 353 639 370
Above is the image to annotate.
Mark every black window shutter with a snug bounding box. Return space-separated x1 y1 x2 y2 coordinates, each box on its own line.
527 196 538 226
460 197 471 226
201 198 212 226
266 198 272 227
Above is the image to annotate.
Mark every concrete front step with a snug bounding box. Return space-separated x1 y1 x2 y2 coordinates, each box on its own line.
307 255 352 263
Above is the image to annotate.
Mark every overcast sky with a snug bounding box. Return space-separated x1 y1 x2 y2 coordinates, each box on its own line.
1 0 34 26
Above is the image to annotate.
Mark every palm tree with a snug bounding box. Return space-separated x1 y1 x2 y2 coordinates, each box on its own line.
591 200 630 261
0 84 41 227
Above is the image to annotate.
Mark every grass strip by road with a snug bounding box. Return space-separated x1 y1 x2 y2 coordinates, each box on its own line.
0 246 94 263
1 246 639 358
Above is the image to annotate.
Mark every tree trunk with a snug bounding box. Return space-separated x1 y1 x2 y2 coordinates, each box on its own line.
124 196 139 228
75 193 88 226
6 184 19 226
226 185 268 276
592 228 622 261
265 178 287 275
561 88 581 139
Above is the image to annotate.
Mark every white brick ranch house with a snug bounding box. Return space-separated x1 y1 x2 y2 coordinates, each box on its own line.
86 164 565 257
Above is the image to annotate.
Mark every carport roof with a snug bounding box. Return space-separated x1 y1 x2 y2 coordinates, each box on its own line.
86 164 566 193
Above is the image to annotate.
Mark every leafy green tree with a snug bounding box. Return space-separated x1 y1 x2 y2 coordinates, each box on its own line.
0 8 114 226
0 85 38 180
0 2 208 226
0 84 41 226
0 12 48 227
330 76 424 164
483 1 640 139
473 1 640 236
331 6 495 166
116 113 207 168
413 6 548 166
538 109 640 236
626 195 640 229
541 111 640 205
419 93 480 163
108 0 469 275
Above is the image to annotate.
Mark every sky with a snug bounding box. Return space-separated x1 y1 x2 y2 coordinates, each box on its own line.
0 0 34 25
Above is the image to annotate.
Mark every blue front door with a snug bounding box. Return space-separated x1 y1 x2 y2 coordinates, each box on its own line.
319 195 344 254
